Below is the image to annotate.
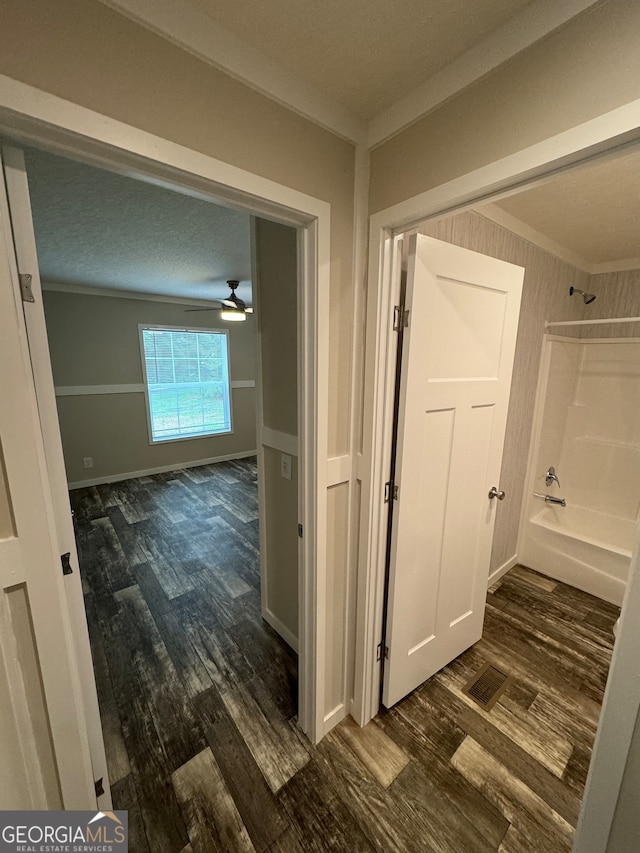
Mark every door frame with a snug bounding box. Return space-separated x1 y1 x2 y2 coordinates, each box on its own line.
0 74 330 754
354 97 640 848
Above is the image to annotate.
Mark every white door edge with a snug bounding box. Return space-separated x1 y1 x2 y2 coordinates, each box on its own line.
0 76 330 746
250 218 270 627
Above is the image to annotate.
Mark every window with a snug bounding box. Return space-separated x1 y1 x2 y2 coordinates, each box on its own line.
140 325 232 443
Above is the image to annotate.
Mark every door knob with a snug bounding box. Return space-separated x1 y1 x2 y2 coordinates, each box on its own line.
488 486 506 501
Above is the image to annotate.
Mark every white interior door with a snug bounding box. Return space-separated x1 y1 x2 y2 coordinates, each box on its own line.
1 146 110 806
383 234 524 708
0 154 96 807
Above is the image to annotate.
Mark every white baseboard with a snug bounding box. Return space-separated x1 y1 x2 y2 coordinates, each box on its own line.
488 554 518 588
323 703 347 735
68 450 257 489
262 607 299 654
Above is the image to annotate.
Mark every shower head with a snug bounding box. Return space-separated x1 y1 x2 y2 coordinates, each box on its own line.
569 286 596 305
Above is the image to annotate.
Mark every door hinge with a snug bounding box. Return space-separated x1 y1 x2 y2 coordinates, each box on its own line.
298 523 303 538
393 304 409 331
61 552 73 575
376 643 389 662
384 481 398 503
19 273 35 304
94 777 105 798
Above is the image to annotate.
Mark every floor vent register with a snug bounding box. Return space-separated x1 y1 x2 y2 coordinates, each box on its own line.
462 663 512 711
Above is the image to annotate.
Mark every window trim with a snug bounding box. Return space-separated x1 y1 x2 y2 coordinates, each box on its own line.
138 323 233 445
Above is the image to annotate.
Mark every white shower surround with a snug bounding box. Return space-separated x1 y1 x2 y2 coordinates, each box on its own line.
519 335 640 605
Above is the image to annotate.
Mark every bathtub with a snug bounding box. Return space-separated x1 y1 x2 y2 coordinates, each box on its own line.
519 502 635 606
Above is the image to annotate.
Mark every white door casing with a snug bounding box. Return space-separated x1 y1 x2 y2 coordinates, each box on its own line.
383 234 523 707
0 153 96 807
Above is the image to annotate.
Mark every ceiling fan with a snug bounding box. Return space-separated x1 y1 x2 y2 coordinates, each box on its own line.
185 280 254 322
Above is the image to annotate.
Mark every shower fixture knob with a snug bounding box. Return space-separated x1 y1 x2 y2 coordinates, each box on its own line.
488 486 506 501
545 466 560 487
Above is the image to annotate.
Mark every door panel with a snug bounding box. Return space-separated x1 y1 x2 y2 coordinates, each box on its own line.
1 147 107 806
0 162 95 807
383 234 523 708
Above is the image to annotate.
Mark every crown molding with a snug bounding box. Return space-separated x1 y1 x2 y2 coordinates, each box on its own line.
477 205 640 276
100 0 599 151
99 0 367 145
477 203 591 271
590 258 640 274
41 280 226 307
367 0 602 148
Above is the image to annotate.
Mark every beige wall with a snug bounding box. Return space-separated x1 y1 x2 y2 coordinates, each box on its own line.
254 219 299 642
0 0 355 459
416 211 589 572
370 0 640 213
43 289 257 484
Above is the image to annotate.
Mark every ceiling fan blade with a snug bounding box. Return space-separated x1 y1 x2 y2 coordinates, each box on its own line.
221 296 248 309
184 306 221 312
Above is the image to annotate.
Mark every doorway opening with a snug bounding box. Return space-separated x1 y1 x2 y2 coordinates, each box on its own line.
0 129 326 819
361 142 639 850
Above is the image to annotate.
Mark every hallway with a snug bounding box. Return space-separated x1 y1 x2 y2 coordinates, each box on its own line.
73 460 618 852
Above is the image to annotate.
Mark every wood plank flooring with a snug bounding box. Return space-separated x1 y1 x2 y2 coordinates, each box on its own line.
72 459 619 852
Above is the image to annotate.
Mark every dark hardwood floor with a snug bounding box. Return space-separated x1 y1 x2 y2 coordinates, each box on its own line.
72 459 619 852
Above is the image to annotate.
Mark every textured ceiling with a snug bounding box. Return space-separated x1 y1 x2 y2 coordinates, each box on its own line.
491 148 640 266
182 0 537 119
24 148 253 304
24 142 639 301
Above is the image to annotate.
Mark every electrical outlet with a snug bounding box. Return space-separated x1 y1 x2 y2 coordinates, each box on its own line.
83 456 93 469
280 453 292 480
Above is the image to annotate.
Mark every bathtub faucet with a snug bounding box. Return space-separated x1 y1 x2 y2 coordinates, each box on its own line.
534 492 567 507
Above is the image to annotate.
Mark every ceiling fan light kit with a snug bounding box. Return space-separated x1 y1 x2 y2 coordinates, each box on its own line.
220 305 247 321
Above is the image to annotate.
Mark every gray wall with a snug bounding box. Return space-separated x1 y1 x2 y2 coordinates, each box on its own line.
576 269 640 338
254 218 299 643
43 289 257 485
